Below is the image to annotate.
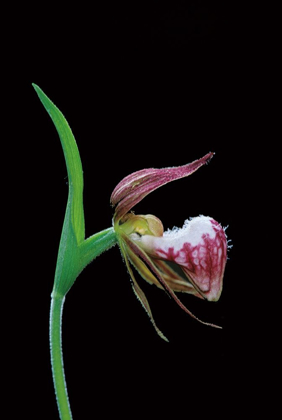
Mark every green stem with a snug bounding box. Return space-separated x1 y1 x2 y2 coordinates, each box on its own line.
50 296 72 420
50 228 117 419
78 227 117 272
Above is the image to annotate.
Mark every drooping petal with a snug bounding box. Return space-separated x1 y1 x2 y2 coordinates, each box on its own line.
118 237 169 342
123 233 221 329
111 152 214 222
136 216 228 302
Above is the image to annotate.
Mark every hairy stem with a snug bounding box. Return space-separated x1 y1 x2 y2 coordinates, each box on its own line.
50 296 72 420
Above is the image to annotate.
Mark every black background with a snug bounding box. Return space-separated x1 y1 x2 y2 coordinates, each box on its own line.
8 1 271 418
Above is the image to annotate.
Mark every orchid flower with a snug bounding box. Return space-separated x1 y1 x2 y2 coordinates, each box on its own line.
33 84 229 420
111 152 228 341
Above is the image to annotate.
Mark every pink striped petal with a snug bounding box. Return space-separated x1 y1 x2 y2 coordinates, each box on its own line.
111 152 214 222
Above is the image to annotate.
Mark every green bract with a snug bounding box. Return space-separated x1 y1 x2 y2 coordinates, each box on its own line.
33 84 117 298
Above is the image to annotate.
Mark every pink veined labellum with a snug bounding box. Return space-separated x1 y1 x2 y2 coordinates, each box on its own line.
111 152 229 341
136 216 227 302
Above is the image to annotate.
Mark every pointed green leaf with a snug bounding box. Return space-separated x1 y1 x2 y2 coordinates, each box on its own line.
33 84 85 244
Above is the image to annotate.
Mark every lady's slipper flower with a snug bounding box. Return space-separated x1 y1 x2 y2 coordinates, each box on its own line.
111 152 228 341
